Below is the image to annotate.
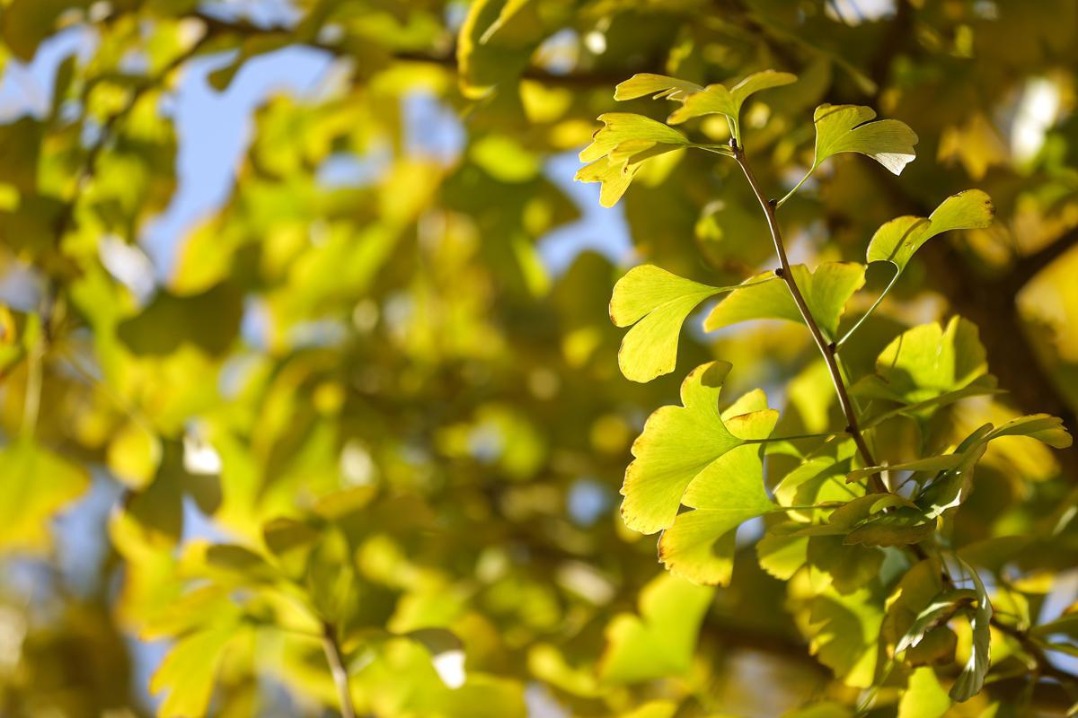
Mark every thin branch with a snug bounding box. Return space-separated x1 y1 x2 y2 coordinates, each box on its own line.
321 622 357 718
732 141 887 494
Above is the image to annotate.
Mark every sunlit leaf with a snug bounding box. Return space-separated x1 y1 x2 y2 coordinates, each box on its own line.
812 104 918 174
151 622 241 718
898 667 950 718
0 440 90 554
614 74 703 102
704 263 865 341
621 362 776 534
853 317 988 405
609 264 751 382
598 573 714 683
667 71 797 140
658 443 776 585
576 114 689 207
867 191 995 274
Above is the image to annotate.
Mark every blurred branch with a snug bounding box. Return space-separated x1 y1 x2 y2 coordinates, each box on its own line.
322 622 357 718
189 11 639 88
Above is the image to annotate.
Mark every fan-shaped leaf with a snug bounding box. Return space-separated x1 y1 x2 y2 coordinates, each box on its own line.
853 317 988 405
621 362 776 534
614 74 703 102
598 573 714 684
658 439 777 584
813 104 918 175
867 191 994 274
668 70 797 138
576 113 688 206
610 265 763 382
704 262 865 341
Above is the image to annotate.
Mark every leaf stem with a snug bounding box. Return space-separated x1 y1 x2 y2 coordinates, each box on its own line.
732 143 887 494
321 622 357 718
775 166 815 208
835 269 899 348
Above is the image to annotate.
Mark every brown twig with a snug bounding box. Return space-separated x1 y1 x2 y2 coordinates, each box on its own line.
321 622 357 718
733 141 887 493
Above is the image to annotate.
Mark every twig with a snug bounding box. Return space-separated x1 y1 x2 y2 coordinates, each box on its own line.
732 141 886 493
321 622 357 718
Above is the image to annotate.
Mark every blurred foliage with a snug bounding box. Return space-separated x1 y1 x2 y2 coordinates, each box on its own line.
0 0 1075 716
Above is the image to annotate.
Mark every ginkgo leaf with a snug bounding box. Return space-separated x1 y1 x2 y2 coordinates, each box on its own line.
579 113 688 164
576 113 689 207
610 265 761 382
598 572 714 684
614 74 703 102
985 413 1073 449
0 440 90 554
658 438 777 584
621 362 776 534
950 559 992 702
151 623 241 718
704 262 865 341
853 317 988 405
867 190 995 274
667 70 797 140
898 667 951 718
812 104 918 175
807 585 883 688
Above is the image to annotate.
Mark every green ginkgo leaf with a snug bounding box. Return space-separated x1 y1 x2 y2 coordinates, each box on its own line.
704 262 865 341
151 621 243 717
813 104 918 174
614 73 703 102
867 190 995 274
576 113 689 207
898 667 951 718
0 440 90 554
985 413 1073 448
610 265 764 382
667 70 797 141
621 362 777 534
853 317 988 405
658 441 776 585
598 572 714 684
950 559 992 702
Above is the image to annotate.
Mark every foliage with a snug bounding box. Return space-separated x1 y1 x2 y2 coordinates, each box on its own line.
1 1 1078 716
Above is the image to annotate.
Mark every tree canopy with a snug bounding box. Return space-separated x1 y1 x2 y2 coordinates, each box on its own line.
0 1 1077 716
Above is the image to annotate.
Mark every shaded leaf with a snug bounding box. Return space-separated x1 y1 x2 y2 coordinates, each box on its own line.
950 559 992 702
117 283 244 357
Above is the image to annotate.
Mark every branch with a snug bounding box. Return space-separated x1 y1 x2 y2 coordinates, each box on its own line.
321 621 357 718
733 141 886 493
190 11 639 89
